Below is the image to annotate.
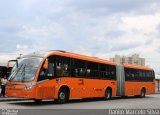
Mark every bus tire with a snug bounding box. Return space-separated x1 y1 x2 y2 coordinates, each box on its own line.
55 88 68 104
140 88 146 98
105 88 112 100
34 99 42 103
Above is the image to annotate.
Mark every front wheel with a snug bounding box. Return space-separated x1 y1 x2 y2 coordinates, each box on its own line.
105 88 112 100
55 88 68 104
140 88 146 98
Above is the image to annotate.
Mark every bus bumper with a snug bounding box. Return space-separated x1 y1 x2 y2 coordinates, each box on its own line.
6 88 35 99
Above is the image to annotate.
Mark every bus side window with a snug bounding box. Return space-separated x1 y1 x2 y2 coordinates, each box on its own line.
111 66 116 80
56 62 62 76
55 56 71 77
86 61 99 78
105 65 110 79
151 71 155 81
125 68 130 81
99 64 105 79
38 57 55 81
38 59 49 81
47 63 54 78
135 70 139 81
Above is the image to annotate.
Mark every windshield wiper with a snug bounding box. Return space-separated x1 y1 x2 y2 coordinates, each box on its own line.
9 64 23 81
21 64 26 82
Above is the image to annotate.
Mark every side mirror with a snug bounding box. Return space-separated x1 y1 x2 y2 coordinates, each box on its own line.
7 60 18 68
43 59 49 70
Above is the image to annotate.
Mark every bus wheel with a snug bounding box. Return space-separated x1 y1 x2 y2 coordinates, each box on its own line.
34 99 42 103
55 88 68 104
105 88 112 100
140 88 146 98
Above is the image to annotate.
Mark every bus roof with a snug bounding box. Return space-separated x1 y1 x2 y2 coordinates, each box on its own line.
23 50 154 70
22 50 115 65
49 51 116 66
123 63 153 71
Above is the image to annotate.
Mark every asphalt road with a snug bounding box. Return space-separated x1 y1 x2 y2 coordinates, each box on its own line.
0 94 160 115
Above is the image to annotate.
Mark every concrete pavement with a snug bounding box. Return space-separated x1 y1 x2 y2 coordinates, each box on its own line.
0 94 160 115
0 94 159 109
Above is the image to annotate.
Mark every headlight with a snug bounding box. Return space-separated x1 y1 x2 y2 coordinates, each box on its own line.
25 82 36 90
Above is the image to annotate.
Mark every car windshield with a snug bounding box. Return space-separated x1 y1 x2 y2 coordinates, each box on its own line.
8 57 43 82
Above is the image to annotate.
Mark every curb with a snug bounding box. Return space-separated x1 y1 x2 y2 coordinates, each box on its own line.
0 98 31 102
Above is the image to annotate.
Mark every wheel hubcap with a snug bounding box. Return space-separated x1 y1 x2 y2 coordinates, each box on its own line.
106 90 110 99
142 91 144 96
60 92 65 100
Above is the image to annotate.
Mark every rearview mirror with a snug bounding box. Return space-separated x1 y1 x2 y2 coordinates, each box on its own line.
7 60 18 68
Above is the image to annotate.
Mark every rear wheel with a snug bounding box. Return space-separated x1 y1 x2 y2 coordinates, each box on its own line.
55 88 68 104
105 88 112 100
140 88 146 98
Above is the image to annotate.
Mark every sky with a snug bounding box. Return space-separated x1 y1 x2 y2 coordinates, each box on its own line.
0 0 160 73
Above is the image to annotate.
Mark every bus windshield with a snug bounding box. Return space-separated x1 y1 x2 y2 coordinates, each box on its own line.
8 57 43 82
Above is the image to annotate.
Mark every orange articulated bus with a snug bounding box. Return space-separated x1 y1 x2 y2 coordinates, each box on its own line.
6 50 155 103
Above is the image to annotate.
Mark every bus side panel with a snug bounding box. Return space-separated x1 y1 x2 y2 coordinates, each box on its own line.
146 81 155 94
55 78 86 99
125 81 155 96
125 82 133 96
82 79 117 98
35 79 57 99
55 78 117 99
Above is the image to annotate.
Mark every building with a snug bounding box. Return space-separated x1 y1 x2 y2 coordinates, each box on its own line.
110 54 145 66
